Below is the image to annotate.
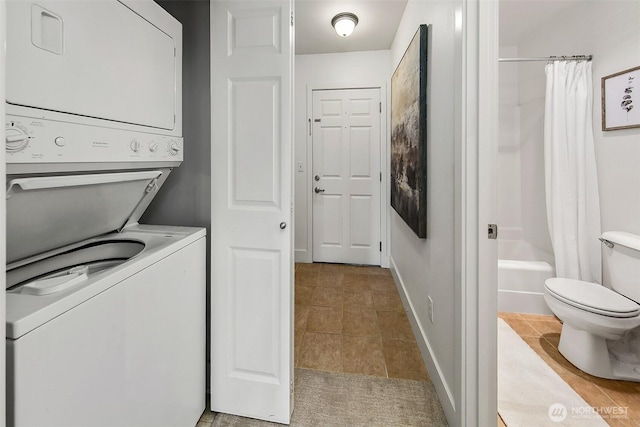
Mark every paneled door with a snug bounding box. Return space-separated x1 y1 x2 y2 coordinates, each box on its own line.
210 0 293 424
312 88 381 265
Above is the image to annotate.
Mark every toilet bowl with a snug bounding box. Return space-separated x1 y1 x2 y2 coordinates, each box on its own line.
543 231 640 382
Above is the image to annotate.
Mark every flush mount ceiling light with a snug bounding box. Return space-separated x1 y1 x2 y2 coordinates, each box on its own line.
331 12 359 37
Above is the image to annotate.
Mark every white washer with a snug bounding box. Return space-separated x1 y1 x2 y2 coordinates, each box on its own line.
5 1 206 426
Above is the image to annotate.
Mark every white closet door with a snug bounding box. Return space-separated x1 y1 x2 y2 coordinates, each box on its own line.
210 0 293 423
312 88 381 265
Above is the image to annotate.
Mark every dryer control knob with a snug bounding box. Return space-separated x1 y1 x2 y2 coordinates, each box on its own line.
6 127 29 153
130 139 141 152
169 141 181 156
149 142 159 152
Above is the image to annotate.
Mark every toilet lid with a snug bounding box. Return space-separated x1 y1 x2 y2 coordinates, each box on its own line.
545 278 640 318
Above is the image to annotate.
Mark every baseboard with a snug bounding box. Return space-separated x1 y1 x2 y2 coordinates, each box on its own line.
389 256 456 425
295 249 311 263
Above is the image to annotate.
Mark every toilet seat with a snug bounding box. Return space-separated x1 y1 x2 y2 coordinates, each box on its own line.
545 278 640 318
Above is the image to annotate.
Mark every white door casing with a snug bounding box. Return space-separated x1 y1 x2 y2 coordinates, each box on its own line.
210 0 293 423
312 88 381 266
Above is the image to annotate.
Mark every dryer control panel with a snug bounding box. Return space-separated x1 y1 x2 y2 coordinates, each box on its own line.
6 115 183 164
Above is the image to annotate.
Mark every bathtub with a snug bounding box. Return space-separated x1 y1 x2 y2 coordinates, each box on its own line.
498 236 555 315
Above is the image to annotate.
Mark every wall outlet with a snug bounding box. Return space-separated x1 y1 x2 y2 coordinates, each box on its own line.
427 295 434 323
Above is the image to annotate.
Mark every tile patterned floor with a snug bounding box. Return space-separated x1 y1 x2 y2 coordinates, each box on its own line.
196 262 431 426
499 312 640 427
295 262 430 381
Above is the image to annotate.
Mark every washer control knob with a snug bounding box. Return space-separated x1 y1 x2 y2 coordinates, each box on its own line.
169 141 181 156
54 136 65 147
149 142 159 152
6 127 29 152
130 139 141 152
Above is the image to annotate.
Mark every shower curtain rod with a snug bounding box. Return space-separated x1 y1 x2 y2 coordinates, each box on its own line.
498 55 592 63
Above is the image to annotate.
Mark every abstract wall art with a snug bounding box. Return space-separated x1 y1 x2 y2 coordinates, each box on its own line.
391 24 428 238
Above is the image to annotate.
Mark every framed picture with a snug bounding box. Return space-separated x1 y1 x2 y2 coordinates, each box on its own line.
391 24 428 238
602 65 640 131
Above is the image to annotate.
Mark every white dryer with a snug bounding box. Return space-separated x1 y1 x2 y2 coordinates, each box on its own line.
5 1 206 426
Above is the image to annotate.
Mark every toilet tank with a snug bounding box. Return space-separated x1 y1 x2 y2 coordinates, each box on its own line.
602 231 640 303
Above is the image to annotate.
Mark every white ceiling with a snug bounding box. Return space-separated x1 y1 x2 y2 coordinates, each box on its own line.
295 0 408 55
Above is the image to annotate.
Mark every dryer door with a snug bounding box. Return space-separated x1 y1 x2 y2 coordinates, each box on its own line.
6 0 179 131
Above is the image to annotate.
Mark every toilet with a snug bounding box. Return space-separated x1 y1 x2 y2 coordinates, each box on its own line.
543 231 640 381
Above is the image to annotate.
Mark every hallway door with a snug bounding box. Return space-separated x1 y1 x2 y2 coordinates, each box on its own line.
312 88 381 266
210 0 293 424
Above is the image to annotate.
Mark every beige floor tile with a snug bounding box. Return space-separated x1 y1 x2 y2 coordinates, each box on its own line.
294 329 304 368
528 319 562 335
295 285 315 306
498 413 507 427
372 291 405 312
382 338 429 381
377 310 415 341
306 306 343 334
342 335 387 377
369 275 397 293
196 421 212 427
498 311 522 320
343 289 374 310
503 317 540 337
295 270 316 287
343 273 371 291
348 265 392 276
299 332 342 371
518 313 557 322
310 286 343 307
295 305 311 332
342 308 379 336
315 272 344 288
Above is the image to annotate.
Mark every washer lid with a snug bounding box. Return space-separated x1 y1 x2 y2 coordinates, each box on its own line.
6 170 162 264
545 278 640 317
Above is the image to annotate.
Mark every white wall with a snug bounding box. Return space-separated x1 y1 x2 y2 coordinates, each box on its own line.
515 0 640 276
144 0 212 385
294 50 391 262
389 0 461 424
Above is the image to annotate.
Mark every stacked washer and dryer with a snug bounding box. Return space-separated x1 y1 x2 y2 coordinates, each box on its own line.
5 1 206 426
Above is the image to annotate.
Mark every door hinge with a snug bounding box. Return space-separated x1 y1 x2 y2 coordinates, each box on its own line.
379 241 382 252
379 102 382 113
380 172 382 182
488 224 498 239
291 12 294 26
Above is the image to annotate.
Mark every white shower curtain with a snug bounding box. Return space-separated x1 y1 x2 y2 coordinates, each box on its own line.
544 61 602 283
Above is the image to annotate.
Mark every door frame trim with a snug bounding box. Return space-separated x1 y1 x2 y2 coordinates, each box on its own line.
305 83 389 268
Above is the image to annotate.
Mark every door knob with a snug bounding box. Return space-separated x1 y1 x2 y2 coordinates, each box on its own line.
280 222 287 229
314 187 325 193
314 175 320 181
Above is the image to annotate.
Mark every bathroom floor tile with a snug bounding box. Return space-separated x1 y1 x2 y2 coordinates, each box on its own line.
310 286 343 307
306 306 343 334
369 275 397 293
293 262 429 383
298 332 343 371
342 308 379 336
382 338 429 381
501 311 640 427
372 291 405 312
295 285 315 306
315 272 344 288
376 310 415 341
295 305 311 331
342 335 387 377
502 317 540 337
343 289 374 310
342 273 371 291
